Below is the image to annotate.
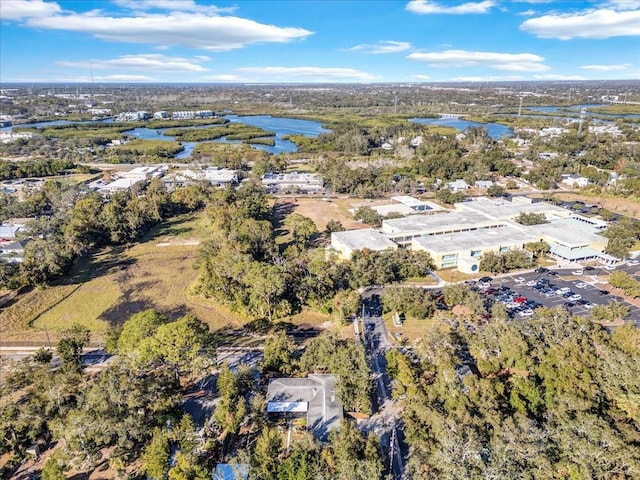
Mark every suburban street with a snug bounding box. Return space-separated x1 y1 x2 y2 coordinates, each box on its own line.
359 291 408 480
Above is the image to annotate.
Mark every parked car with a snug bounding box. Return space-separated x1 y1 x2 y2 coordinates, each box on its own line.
526 280 537 287
583 266 595 271
627 260 639 266
535 267 549 273
514 277 526 283
597 290 610 296
572 270 583 276
562 291 575 298
584 302 595 309
568 294 582 301
558 287 572 294
479 276 493 283
575 282 588 289
548 271 559 276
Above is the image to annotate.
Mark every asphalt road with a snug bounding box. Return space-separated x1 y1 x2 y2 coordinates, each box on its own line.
359 292 407 480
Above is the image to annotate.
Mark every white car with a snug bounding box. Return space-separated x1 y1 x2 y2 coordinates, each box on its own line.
572 270 584 276
575 282 588 289
584 302 595 309
514 277 526 283
558 287 572 294
604 265 616 271
627 260 639 266
526 280 537 287
568 294 582 301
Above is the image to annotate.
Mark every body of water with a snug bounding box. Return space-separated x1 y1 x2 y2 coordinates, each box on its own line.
2 116 329 157
409 117 513 139
125 115 329 156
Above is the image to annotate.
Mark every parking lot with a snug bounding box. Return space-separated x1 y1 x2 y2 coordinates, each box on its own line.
481 266 640 328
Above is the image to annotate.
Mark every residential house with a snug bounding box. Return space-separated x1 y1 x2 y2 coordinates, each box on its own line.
266 374 343 442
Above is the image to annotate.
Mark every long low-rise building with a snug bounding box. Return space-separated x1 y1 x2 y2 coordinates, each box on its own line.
411 226 536 272
331 228 398 259
455 196 571 222
382 210 503 245
332 197 613 271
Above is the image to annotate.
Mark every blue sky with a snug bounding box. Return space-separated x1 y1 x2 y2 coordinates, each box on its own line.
0 0 638 83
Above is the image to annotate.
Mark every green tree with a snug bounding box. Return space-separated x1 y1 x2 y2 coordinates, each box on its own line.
41 457 66 480
117 309 168 355
142 428 170 480
263 331 296 375
515 212 547 225
56 324 90 371
325 219 345 234
328 422 382 480
353 207 383 227
252 427 283 480
285 213 317 248
487 184 507 197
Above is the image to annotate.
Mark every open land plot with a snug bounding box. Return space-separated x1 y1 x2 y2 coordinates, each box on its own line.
0 213 248 345
276 196 367 231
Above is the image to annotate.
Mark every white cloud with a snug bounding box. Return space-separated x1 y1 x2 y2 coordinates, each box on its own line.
21 10 312 51
517 9 536 16
407 50 549 71
50 74 158 82
603 0 640 10
521 7 640 39
580 63 631 71
450 75 524 81
112 0 237 14
347 41 412 54
410 74 431 80
96 74 159 81
56 54 210 72
406 0 495 14
200 74 246 82
0 0 61 20
236 66 376 82
534 74 586 80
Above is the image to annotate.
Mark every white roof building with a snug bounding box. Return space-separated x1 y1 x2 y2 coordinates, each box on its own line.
262 172 324 193
446 179 469 192
331 228 398 259
267 374 343 442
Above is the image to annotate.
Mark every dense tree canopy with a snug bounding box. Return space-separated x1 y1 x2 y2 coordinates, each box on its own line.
391 310 640 479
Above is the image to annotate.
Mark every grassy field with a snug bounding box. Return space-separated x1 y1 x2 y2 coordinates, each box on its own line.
1 213 249 345
384 313 445 343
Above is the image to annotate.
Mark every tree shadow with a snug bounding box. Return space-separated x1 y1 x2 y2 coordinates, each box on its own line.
271 200 296 237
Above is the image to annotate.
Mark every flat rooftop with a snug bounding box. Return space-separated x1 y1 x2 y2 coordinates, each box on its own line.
382 211 501 236
527 218 606 247
455 197 570 221
412 226 536 253
332 228 398 252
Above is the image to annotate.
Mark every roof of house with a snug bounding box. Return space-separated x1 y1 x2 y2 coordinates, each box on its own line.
267 374 343 442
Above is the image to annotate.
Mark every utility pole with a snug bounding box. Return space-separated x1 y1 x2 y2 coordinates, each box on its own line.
394 94 398 113
517 96 523 117
578 107 586 135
